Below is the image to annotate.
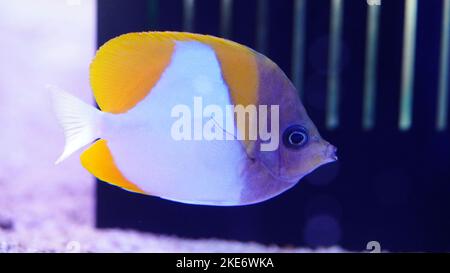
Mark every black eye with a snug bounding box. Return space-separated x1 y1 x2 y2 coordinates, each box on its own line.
283 125 309 149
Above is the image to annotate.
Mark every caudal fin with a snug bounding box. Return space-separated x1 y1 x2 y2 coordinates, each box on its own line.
48 85 102 164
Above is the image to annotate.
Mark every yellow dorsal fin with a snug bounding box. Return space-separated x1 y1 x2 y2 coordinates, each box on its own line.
90 31 258 114
80 139 145 194
90 32 175 114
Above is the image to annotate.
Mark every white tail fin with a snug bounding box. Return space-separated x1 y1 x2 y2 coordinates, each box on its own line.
48 85 102 164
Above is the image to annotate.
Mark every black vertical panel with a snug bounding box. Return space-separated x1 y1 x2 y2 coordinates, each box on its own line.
267 0 294 76
364 0 412 250
195 0 220 36
157 0 183 30
413 0 441 132
303 0 331 132
231 0 257 48
340 1 366 130
376 0 404 131
333 0 450 251
97 0 149 45
326 0 368 250
333 0 423 251
413 0 450 251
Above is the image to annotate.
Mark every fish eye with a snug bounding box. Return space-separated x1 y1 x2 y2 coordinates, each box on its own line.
282 125 309 149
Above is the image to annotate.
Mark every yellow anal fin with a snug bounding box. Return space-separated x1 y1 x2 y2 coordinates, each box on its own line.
80 139 145 194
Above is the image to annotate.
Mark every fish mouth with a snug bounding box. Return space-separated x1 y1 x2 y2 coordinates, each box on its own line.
275 143 338 183
325 143 338 162
258 142 339 184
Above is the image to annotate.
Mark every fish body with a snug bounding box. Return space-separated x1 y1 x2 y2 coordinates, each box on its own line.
52 32 337 206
